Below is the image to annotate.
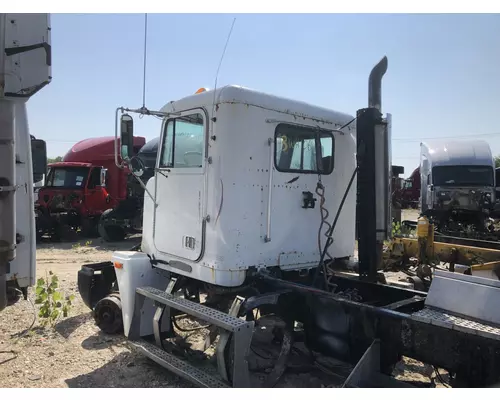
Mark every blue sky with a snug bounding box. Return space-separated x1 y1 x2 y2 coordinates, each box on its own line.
27 13 500 177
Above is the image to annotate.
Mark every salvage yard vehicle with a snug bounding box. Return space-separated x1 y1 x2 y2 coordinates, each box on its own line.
393 166 420 209
4 9 500 392
97 136 159 242
35 136 146 241
420 140 496 235
78 58 500 388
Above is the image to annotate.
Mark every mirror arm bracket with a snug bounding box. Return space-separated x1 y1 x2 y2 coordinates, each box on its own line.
131 174 157 207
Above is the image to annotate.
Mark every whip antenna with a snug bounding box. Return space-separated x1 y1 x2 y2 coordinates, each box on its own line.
212 18 236 113
141 13 148 110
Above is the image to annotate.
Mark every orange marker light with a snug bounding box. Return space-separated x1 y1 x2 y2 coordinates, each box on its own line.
114 262 123 269
195 87 207 94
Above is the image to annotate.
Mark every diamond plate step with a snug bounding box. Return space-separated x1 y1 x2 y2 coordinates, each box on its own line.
136 286 252 332
130 338 229 388
412 307 500 341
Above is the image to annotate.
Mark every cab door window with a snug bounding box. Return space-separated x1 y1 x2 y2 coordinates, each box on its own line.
87 167 102 189
159 113 204 169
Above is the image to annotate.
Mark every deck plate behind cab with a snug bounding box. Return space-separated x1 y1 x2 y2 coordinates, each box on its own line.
412 270 500 341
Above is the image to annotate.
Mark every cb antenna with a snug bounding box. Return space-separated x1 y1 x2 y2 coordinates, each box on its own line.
141 13 148 111
211 18 236 117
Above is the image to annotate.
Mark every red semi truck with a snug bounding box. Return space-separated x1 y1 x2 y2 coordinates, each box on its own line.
393 166 420 209
35 136 146 241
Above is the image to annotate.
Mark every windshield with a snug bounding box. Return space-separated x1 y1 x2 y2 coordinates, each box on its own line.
46 167 90 189
432 165 494 187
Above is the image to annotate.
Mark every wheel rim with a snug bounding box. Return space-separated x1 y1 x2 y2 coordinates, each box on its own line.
94 295 123 333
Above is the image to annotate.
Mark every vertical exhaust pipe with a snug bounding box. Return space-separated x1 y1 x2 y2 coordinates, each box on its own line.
356 56 389 283
368 56 388 110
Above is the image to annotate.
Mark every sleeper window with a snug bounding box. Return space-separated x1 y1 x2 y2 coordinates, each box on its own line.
275 124 334 174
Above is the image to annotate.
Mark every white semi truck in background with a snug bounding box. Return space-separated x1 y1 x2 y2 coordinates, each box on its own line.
0 13 50 310
419 140 497 234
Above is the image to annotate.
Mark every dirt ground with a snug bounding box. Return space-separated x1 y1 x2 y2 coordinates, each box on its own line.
0 209 445 388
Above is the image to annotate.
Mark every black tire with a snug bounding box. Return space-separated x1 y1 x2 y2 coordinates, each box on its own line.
81 218 99 238
99 222 126 242
93 293 123 334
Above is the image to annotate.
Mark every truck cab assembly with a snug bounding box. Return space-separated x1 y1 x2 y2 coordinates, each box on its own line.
77 56 500 388
2 12 500 388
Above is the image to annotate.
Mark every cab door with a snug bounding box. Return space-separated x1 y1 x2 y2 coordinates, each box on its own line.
153 110 207 261
85 167 108 213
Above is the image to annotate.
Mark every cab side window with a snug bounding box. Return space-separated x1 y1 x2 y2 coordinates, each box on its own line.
87 167 101 189
275 123 334 174
160 113 204 169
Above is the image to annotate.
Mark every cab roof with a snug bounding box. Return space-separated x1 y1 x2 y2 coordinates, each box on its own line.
48 161 92 168
160 85 355 130
421 140 494 168
63 136 146 163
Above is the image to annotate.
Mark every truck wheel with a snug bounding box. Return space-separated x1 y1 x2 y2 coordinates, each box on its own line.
81 219 99 238
99 223 126 242
225 311 293 388
93 293 123 334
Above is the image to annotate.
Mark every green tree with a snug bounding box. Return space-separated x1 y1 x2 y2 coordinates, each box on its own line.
47 156 63 164
495 156 500 168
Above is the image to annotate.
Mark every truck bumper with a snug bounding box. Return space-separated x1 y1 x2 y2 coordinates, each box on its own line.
77 261 116 310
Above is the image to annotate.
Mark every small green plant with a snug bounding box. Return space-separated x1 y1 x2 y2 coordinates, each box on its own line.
35 271 75 327
72 240 92 249
391 221 416 238
392 221 402 237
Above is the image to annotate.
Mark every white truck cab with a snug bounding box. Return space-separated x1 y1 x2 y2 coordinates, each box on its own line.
128 85 357 288
420 140 495 215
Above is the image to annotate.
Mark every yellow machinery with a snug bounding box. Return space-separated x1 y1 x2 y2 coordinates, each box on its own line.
385 216 500 283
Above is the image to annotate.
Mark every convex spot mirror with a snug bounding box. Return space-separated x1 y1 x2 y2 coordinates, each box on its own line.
129 156 145 178
120 114 134 161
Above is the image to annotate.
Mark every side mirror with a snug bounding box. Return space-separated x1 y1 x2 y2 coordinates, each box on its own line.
31 139 47 183
120 114 134 161
100 168 107 188
129 156 145 178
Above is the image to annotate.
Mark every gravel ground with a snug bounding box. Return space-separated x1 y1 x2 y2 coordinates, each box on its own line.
0 210 446 388
0 236 192 388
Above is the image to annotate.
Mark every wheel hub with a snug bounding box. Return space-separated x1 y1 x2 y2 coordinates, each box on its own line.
94 294 123 334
